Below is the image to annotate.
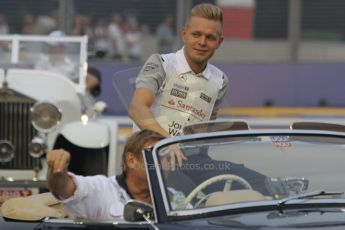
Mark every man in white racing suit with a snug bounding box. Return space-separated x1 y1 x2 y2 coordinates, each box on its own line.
46 129 164 219
129 3 229 166
127 4 272 196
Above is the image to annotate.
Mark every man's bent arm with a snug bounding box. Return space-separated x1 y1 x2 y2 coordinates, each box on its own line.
46 149 76 199
129 88 187 168
210 112 218 120
129 88 170 137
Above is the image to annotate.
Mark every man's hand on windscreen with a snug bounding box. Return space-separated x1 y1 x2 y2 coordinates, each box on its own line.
168 144 187 171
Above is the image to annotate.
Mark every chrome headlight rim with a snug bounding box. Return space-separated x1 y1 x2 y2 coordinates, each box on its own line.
29 136 46 158
30 101 62 133
0 140 15 163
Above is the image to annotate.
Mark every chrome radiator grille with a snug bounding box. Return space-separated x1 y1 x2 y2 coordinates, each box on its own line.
0 91 39 169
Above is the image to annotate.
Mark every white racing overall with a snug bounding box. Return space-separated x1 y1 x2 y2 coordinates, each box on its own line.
133 49 226 135
153 69 222 136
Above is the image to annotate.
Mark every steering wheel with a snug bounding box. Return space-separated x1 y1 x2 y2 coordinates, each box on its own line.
184 174 252 207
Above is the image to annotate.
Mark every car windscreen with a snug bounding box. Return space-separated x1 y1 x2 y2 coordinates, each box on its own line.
154 133 345 213
0 35 85 84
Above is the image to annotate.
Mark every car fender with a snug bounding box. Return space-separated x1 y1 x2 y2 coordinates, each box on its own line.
6 69 82 122
59 121 110 148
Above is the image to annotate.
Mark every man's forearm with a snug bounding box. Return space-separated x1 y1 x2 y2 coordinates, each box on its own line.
210 112 218 120
129 101 170 137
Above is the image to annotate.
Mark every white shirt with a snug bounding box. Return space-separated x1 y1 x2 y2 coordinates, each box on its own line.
58 173 131 219
34 55 77 82
161 48 225 87
0 24 9 34
58 173 190 219
108 23 125 55
125 31 142 57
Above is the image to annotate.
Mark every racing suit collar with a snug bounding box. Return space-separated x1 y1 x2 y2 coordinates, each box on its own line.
176 48 212 80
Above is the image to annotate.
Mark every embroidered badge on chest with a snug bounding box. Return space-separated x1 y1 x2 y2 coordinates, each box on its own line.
143 62 159 72
170 88 187 99
179 74 187 82
200 92 211 103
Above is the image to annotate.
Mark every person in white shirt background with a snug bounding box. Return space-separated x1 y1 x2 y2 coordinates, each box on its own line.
0 14 9 34
108 13 125 60
125 15 143 61
156 15 174 54
34 30 77 81
80 66 102 113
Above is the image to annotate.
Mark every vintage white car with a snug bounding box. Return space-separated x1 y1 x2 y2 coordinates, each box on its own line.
0 34 119 202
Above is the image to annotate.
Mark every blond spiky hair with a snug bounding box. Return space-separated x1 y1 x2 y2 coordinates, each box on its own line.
187 3 223 27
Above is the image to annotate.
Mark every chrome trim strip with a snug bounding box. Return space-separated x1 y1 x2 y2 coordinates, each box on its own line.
143 150 158 224
44 218 149 225
151 148 171 215
167 198 345 217
153 129 345 150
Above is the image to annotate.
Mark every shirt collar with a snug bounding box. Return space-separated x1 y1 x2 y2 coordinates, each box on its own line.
175 47 212 79
116 173 134 199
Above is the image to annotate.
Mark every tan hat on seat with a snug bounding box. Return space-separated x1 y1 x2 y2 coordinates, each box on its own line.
1 192 68 221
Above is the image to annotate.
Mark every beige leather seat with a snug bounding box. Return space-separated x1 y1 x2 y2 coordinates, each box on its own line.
205 189 266 207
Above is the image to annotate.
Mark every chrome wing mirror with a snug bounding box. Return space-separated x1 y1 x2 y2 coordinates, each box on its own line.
123 199 154 222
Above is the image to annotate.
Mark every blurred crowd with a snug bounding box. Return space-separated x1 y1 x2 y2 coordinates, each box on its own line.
0 12 175 62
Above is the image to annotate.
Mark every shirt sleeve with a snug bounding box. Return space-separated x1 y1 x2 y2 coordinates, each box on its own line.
135 53 166 93
212 73 229 115
58 173 119 219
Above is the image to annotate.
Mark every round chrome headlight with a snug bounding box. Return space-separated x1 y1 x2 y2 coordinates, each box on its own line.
0 140 15 163
29 136 46 158
31 101 62 133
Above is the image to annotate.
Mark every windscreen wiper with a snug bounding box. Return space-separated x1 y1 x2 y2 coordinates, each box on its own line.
277 190 344 208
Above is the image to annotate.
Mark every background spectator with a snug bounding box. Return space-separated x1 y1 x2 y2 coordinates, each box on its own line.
125 15 142 61
35 15 57 34
81 66 102 113
108 13 125 60
93 19 110 58
21 14 36 35
34 30 77 81
72 15 85 35
0 14 10 60
0 14 9 34
156 15 174 54
83 16 94 51
72 15 94 53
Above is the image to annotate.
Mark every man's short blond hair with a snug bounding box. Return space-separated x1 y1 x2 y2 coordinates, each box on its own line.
187 3 223 27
